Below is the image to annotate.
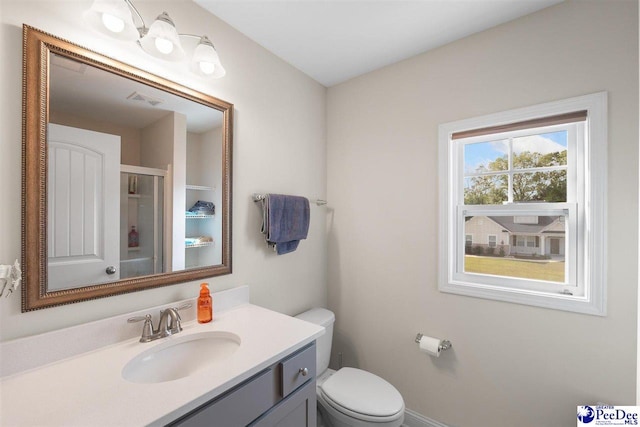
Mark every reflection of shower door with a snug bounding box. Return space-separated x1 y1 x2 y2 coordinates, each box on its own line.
120 166 166 279
47 124 121 290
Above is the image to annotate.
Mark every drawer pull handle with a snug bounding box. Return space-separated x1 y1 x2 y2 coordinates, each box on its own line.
299 367 309 377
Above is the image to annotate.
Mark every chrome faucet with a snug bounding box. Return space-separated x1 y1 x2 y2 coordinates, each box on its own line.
128 303 192 343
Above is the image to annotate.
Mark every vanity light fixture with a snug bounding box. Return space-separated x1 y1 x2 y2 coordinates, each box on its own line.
83 0 226 78
138 11 185 61
191 36 226 78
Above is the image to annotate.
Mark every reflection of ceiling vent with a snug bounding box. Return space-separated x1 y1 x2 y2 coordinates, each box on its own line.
126 91 164 107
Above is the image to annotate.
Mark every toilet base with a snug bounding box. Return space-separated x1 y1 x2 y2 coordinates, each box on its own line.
315 369 404 427
317 407 327 427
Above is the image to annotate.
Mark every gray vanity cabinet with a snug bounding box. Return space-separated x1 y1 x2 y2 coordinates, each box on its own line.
169 342 316 427
250 380 316 427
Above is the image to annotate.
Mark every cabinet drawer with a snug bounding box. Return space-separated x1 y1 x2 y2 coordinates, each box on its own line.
171 367 278 427
280 343 316 398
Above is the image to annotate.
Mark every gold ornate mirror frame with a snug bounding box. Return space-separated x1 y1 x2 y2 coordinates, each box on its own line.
22 25 233 311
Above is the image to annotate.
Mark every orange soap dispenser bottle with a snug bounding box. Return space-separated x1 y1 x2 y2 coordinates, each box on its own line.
198 283 213 324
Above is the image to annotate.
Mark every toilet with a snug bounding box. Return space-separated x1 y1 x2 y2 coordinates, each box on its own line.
295 308 405 427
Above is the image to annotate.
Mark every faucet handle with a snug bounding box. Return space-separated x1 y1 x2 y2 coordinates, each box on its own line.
128 314 155 343
164 303 191 334
173 303 192 330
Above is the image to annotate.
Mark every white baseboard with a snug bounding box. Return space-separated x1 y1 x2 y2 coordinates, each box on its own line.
403 408 449 427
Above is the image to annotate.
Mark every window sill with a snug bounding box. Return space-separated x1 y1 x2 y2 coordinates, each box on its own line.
439 279 605 316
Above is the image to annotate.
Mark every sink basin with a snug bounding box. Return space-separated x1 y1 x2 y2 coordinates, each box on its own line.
122 331 241 384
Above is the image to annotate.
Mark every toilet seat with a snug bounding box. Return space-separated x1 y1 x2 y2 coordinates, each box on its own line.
319 367 404 423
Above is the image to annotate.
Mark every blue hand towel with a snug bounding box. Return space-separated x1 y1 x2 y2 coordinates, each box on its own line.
263 194 310 255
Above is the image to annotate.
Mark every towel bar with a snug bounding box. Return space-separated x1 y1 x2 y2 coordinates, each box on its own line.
252 193 327 206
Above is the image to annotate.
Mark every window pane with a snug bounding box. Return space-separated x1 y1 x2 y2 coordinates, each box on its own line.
464 214 566 283
464 140 508 174
513 170 567 202
464 175 508 205
513 131 567 169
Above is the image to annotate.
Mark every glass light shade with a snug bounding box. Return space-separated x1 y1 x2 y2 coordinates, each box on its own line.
83 0 139 41
102 13 125 33
154 37 174 54
191 36 226 78
139 12 185 61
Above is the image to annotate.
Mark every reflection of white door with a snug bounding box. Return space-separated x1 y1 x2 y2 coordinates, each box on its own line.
47 124 121 290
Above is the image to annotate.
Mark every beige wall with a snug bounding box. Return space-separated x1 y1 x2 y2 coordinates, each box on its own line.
0 0 327 341
327 1 638 426
49 110 142 165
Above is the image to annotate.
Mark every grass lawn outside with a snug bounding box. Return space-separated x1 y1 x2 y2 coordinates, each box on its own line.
465 255 565 283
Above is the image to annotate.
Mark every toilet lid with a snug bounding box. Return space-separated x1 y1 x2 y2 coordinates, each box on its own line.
319 367 404 418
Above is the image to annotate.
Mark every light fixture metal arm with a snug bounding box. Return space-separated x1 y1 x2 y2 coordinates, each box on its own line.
179 34 216 49
123 0 146 30
178 34 202 40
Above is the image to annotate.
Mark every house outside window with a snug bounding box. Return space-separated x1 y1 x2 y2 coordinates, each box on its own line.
438 92 607 315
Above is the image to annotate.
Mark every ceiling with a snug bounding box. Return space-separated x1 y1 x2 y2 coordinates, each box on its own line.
50 53 223 133
195 0 563 87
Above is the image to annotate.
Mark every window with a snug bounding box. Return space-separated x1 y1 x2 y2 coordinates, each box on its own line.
514 216 538 224
515 235 538 248
438 92 607 315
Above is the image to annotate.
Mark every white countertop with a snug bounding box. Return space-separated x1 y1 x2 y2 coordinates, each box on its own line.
0 303 324 426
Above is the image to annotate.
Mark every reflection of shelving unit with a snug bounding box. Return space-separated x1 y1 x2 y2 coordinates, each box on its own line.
186 241 214 249
185 184 215 269
186 185 215 192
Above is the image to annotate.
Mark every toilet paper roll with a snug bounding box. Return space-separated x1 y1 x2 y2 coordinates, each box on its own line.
419 335 442 357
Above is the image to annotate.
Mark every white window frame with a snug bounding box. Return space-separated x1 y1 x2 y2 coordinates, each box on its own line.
488 235 497 248
438 92 607 316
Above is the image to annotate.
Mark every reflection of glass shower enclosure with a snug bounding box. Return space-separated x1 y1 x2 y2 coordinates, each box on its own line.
120 166 165 279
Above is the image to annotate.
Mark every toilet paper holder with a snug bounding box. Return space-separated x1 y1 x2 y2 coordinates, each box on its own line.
415 333 452 352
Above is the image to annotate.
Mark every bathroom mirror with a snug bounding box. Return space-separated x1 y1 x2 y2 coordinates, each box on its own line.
22 25 233 311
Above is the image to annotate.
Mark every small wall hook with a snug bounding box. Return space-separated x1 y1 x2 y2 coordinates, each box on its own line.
0 260 22 298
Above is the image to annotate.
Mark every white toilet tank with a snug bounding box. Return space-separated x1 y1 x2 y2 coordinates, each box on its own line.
295 308 335 374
